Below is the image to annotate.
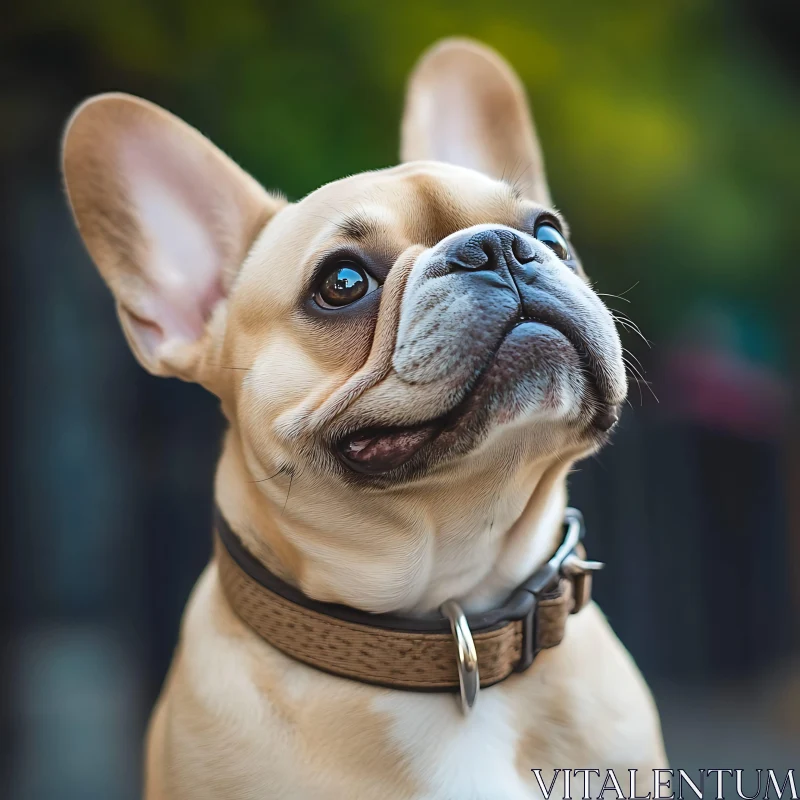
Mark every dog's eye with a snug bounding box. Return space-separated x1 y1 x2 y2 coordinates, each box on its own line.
315 261 377 308
535 223 570 261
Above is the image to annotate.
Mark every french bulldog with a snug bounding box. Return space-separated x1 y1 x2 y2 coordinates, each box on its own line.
62 37 666 800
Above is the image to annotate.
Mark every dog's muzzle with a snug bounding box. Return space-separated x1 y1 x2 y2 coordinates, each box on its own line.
335 225 625 476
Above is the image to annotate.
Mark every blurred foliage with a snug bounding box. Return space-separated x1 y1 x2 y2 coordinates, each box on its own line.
9 0 799 354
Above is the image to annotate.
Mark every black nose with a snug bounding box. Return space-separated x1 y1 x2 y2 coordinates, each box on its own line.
445 228 538 275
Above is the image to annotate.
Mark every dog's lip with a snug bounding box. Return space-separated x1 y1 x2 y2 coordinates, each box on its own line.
334 313 615 476
334 318 545 475
337 421 445 475
334 327 514 475
520 306 619 428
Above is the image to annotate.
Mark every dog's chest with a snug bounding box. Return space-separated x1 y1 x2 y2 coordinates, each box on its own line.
170 567 547 799
372 690 543 800
162 568 666 799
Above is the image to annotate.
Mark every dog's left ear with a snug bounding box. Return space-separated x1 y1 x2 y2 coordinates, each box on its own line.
401 38 551 205
62 93 284 385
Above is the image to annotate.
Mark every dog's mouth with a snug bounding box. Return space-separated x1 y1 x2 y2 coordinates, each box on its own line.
336 321 525 476
335 312 620 476
338 421 444 474
335 332 509 474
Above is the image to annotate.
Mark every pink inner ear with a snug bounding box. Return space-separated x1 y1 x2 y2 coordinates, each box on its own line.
425 83 491 175
121 131 234 346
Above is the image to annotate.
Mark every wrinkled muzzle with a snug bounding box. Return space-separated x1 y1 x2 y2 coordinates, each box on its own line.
326 224 627 475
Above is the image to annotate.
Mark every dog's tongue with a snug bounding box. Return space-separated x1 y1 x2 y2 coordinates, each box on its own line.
339 424 440 473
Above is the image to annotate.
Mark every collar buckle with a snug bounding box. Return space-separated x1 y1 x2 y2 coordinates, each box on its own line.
512 507 603 673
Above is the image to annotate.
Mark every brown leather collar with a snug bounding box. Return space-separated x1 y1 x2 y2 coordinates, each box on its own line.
215 506 599 695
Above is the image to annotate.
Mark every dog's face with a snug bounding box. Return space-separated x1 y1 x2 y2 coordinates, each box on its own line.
227 162 625 491
63 40 626 500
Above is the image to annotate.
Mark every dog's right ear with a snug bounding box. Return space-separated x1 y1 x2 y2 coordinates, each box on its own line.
62 93 284 383
401 38 551 206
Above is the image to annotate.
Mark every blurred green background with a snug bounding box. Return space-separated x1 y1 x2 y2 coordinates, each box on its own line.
11 0 799 339
2 1 799 798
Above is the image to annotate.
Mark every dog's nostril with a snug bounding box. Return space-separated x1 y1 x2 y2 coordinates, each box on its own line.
445 228 537 275
511 236 537 265
447 255 481 271
479 239 496 259
447 246 489 272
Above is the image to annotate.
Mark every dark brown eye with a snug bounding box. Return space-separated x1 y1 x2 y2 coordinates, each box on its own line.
535 223 570 261
315 261 376 308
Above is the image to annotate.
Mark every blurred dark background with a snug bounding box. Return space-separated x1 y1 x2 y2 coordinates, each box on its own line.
2 1 799 797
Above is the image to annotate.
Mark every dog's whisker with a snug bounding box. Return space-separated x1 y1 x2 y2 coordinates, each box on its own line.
307 212 342 227
509 159 532 196
621 355 659 405
617 280 640 297
597 281 640 304
597 292 631 304
499 156 509 183
622 350 659 404
249 469 285 484
281 473 294 515
501 154 525 193
623 363 645 406
621 346 647 375
615 316 650 342
621 352 647 381
612 313 652 349
613 312 649 341
586 450 610 473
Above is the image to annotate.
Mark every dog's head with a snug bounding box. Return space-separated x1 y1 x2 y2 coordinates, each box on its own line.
63 40 626 608
63 39 625 482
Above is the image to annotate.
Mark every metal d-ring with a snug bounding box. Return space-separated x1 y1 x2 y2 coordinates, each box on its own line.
440 599 480 715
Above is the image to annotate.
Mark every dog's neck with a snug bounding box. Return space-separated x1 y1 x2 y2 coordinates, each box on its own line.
214 427 574 615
